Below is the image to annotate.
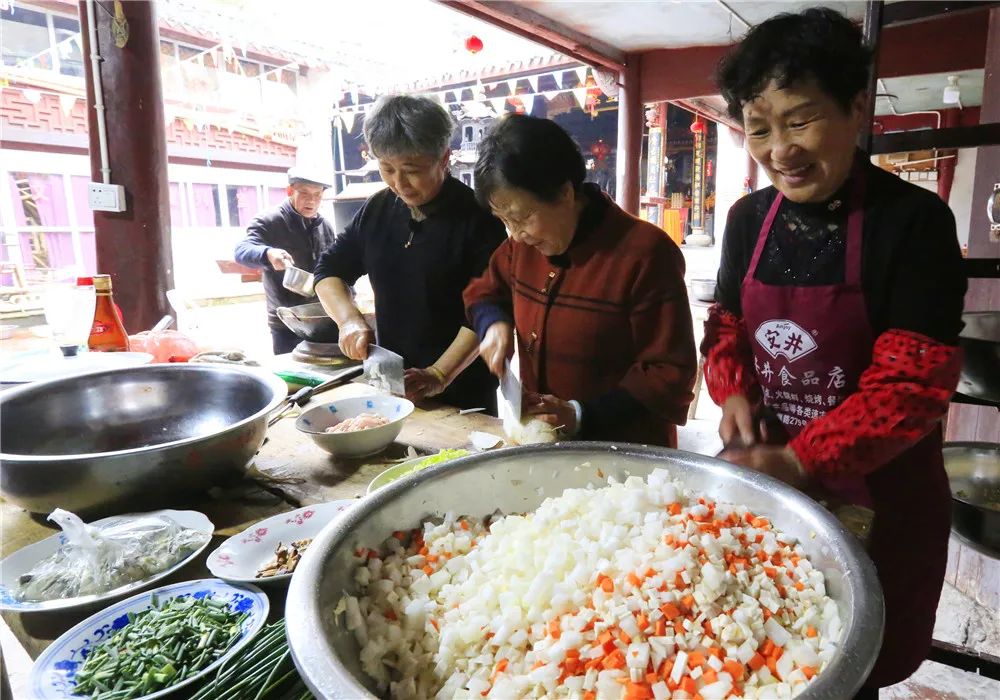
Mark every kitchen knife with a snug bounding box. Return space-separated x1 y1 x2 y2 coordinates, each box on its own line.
501 358 522 427
363 344 406 396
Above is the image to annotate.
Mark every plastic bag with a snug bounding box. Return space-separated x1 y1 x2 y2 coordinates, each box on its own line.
15 509 210 602
127 329 200 363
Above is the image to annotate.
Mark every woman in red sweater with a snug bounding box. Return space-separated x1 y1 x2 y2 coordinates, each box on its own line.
704 9 966 696
463 115 696 446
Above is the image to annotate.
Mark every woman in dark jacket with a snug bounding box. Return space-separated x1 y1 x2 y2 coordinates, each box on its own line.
703 9 966 696
314 95 505 412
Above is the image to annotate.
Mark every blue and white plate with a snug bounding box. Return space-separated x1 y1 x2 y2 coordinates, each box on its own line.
30 578 268 700
0 509 213 613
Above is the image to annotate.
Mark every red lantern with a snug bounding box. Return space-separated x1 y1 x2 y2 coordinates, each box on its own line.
590 139 610 163
689 117 706 134
465 35 484 54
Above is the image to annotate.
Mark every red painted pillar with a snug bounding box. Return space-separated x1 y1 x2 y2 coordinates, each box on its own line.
616 53 642 215
937 108 959 203
78 0 172 333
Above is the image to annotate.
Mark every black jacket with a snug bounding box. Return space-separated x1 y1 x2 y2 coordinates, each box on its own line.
234 199 336 328
314 176 506 411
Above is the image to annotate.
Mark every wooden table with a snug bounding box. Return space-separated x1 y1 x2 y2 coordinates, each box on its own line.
0 380 501 667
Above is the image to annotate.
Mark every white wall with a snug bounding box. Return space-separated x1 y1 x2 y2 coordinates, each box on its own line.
949 148 978 250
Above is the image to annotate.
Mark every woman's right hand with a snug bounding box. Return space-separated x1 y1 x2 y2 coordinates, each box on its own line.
338 319 373 360
480 321 513 377
720 394 757 448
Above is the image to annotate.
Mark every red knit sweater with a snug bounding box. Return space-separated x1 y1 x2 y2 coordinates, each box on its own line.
464 191 697 446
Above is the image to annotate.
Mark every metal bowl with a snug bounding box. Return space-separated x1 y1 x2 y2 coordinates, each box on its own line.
689 278 717 303
283 266 316 297
0 364 287 514
287 443 884 699
957 311 1000 405
943 442 1000 554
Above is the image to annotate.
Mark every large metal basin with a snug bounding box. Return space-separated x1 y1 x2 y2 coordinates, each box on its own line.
287 443 884 699
0 364 286 514
944 442 1000 554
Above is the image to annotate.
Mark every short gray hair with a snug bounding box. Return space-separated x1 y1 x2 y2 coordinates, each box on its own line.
363 95 454 160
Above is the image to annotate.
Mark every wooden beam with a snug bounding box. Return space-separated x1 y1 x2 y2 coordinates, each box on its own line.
637 7 989 104
437 1 626 72
870 123 1000 153
616 55 642 215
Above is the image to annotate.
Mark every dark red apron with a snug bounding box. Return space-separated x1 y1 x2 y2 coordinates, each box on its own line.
740 171 951 688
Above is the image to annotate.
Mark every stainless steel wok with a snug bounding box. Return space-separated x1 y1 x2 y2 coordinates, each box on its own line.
286 443 884 699
944 442 1000 554
0 364 286 514
277 302 341 344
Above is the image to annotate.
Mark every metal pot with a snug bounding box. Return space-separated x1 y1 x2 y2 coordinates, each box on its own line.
283 265 316 297
689 278 717 303
0 364 286 514
943 442 1000 554
957 311 1000 405
286 443 884 699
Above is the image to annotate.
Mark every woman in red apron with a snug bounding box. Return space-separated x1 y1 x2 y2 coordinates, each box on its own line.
704 9 967 697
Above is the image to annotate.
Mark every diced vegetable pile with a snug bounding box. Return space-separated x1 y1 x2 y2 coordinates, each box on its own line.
337 470 843 699
73 594 246 699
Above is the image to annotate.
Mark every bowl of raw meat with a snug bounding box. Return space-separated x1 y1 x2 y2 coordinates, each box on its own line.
296 395 414 459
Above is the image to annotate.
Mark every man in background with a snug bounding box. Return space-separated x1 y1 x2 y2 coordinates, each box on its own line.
235 167 336 354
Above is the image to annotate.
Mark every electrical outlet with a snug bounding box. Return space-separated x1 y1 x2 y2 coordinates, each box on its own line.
88 183 127 212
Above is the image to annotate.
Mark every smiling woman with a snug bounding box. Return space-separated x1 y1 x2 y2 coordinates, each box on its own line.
703 8 968 698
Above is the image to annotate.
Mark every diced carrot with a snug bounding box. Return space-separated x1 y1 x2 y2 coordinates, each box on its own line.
495 658 509 673
795 581 805 591
644 567 657 579
655 618 667 637
664 534 675 545
598 630 615 645
771 552 783 565
767 655 779 676
628 572 643 588
583 693 596 700
693 694 704 700
707 647 723 659
602 650 626 669
548 619 561 639
770 647 784 662
752 517 770 528
367 550 378 560
668 502 682 515
748 653 766 671
674 572 686 589
724 659 745 682
645 672 660 685
661 659 674 681
744 512 755 524
681 677 698 695
703 620 714 637
384 610 397 621
426 554 439 563
566 649 580 659
419 545 429 556
760 639 774 656
619 629 632 644
687 651 706 668
430 618 439 631
802 666 816 680
532 660 545 670
422 565 434 576
762 607 773 620
674 620 686 634
791 555 801 566
755 534 764 544
585 657 604 671
703 669 718 684
392 530 406 541
806 625 818 638
636 613 650 631
624 682 653 700
777 585 787 599
682 595 695 610
601 578 615 593
460 519 470 530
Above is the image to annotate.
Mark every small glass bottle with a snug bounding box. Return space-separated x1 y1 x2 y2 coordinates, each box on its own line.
88 274 130 352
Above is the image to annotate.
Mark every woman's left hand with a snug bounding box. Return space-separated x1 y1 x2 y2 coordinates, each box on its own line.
524 393 578 436
716 445 807 489
404 367 447 403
